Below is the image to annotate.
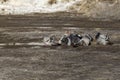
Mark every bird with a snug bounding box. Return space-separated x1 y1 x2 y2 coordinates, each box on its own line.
43 35 59 46
95 32 110 45
59 31 82 47
58 35 71 46
80 34 93 46
69 33 82 47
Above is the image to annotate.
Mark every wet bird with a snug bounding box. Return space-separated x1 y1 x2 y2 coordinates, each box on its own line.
95 32 110 45
43 35 59 46
69 33 82 47
59 34 71 46
59 31 71 46
80 34 93 46
59 31 82 47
